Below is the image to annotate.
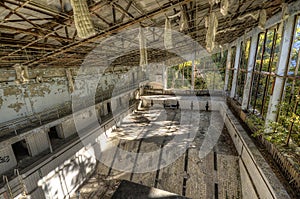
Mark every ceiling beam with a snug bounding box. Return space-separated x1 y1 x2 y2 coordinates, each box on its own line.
23 0 193 67
120 1 133 22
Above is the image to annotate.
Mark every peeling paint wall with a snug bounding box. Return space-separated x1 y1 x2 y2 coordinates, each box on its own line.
0 145 17 175
0 67 140 124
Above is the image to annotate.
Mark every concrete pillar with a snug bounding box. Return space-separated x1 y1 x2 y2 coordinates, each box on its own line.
224 46 232 91
191 59 195 90
241 34 259 110
230 42 242 98
265 16 295 124
162 63 168 90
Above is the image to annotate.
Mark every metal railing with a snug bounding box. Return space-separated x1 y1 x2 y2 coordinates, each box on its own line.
0 78 148 139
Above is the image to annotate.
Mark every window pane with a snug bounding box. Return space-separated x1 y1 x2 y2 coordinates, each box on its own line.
271 28 282 73
255 33 265 71
228 46 236 91
262 29 275 72
236 39 251 101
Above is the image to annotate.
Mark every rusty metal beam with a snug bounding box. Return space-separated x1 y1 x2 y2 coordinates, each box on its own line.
120 1 133 22
3 0 69 19
0 25 74 42
92 11 111 26
111 2 134 20
24 0 193 67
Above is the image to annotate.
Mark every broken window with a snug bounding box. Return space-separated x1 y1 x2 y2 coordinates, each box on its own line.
235 39 251 103
279 16 300 145
228 46 237 92
47 126 63 149
250 25 282 117
107 102 112 114
12 139 30 162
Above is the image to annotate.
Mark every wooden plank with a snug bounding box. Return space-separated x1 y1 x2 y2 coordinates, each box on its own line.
185 149 207 198
108 139 139 181
156 153 185 195
217 154 241 199
131 137 163 187
186 149 214 199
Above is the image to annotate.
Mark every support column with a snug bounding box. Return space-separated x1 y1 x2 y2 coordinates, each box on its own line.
265 16 295 124
241 34 259 110
162 63 168 90
191 59 195 90
230 42 242 98
224 46 232 91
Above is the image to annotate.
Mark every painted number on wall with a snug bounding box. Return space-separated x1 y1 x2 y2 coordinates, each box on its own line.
0 156 10 163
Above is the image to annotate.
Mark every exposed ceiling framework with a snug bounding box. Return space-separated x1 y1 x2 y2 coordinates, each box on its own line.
0 0 294 69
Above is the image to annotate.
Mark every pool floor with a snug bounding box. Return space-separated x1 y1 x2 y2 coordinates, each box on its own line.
71 107 241 199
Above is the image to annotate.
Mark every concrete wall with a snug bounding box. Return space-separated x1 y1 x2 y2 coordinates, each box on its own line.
0 92 138 199
239 159 258 199
219 103 290 199
0 71 71 124
39 146 96 199
0 67 141 125
59 118 77 139
0 145 17 175
26 129 50 157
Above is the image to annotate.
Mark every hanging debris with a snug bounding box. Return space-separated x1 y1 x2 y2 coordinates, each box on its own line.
139 27 148 69
209 0 220 6
36 75 43 83
206 12 218 53
220 0 229 16
258 9 267 30
164 17 173 49
13 64 29 84
278 3 289 34
70 0 96 39
179 10 189 32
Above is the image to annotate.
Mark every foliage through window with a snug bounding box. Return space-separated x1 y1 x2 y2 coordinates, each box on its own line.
250 26 282 118
235 39 251 103
277 16 300 146
227 46 236 92
167 51 227 90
